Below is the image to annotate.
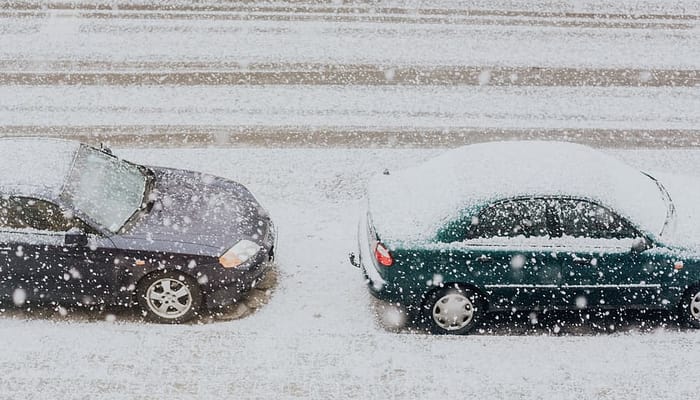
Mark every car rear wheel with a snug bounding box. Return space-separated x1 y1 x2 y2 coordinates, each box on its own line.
137 272 202 324
425 287 484 335
681 286 700 329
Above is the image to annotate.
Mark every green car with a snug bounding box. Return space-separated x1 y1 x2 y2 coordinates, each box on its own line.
351 141 700 334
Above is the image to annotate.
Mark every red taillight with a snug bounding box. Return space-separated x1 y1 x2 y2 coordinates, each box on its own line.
374 242 394 267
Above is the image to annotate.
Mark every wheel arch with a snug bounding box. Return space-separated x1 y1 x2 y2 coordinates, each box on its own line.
678 281 700 307
127 268 200 305
135 268 199 290
420 282 491 310
677 281 700 328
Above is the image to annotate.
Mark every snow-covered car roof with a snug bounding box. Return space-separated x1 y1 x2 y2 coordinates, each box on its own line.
367 141 667 244
0 137 81 199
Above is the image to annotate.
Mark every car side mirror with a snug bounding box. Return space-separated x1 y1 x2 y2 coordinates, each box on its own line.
65 228 88 247
631 237 649 253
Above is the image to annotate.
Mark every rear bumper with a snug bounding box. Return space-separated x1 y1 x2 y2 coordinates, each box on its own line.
356 255 406 304
352 213 399 302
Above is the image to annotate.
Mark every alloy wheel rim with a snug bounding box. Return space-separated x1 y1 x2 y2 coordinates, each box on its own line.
146 278 193 319
690 291 700 321
432 293 474 331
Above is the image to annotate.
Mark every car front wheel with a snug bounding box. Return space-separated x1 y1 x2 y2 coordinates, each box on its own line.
681 286 700 329
425 286 484 335
137 272 202 324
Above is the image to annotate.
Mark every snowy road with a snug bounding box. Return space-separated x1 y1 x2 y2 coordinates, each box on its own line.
2 0 700 146
2 85 700 146
3 86 700 130
0 147 699 400
2 1 700 69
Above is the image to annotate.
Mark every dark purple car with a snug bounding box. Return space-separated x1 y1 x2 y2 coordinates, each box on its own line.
0 138 275 323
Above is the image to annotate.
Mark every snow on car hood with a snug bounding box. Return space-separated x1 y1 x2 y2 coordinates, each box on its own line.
654 172 700 250
368 141 667 244
117 167 269 254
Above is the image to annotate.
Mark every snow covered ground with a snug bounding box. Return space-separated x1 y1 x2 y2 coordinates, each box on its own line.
1 5 699 69
0 147 698 399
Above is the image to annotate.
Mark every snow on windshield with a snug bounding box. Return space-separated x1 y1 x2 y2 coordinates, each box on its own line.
62 146 146 232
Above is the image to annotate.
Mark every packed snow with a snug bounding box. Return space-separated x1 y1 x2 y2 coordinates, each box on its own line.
2 86 700 131
2 4 699 68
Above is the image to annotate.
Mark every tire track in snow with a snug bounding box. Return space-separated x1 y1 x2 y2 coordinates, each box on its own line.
1 2 698 146
1 2 699 27
3 125 700 148
0 64 699 86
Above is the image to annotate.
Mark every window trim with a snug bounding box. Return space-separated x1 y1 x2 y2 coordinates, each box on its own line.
461 195 651 246
466 196 555 240
548 196 646 241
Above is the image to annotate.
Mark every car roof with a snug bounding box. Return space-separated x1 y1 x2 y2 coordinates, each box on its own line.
367 141 667 244
0 137 81 200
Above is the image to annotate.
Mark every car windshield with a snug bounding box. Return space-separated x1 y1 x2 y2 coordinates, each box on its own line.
61 146 147 233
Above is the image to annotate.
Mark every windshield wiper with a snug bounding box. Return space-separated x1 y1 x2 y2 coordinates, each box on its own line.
642 171 675 236
118 167 156 234
141 167 157 212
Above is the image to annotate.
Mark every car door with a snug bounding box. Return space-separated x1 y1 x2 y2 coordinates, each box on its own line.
552 198 665 308
0 197 117 305
459 198 565 310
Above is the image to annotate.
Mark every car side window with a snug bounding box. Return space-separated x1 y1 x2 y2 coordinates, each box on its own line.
556 199 636 239
0 197 89 233
468 198 549 239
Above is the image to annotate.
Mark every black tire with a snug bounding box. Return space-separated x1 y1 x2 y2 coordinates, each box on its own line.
137 271 202 324
679 285 700 329
424 286 484 335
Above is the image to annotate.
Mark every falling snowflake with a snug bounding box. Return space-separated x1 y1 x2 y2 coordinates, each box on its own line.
12 288 26 306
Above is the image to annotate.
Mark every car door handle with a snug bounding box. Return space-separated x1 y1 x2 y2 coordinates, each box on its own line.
477 255 492 262
572 257 592 265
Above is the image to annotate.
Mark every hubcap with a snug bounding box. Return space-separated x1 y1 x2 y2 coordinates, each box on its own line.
432 293 474 331
146 278 193 319
690 290 700 321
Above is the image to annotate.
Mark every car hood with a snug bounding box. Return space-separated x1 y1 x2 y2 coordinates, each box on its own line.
655 172 700 251
117 167 270 255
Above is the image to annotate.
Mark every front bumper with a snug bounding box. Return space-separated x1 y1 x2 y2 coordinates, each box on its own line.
204 219 277 309
204 260 273 309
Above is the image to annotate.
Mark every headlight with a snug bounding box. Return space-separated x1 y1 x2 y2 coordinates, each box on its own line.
219 240 262 269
